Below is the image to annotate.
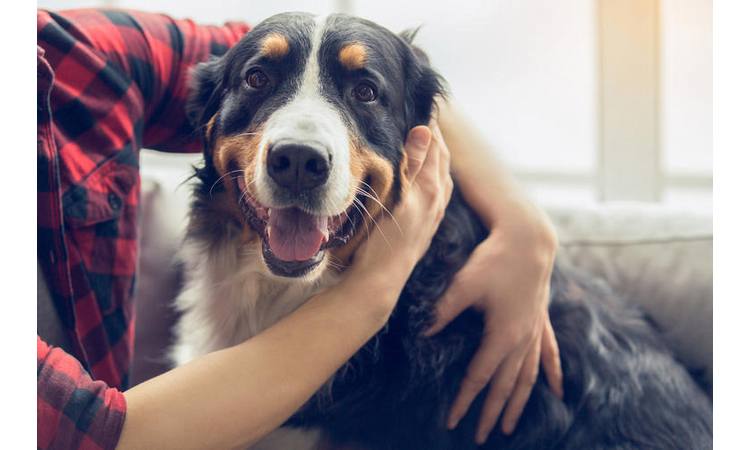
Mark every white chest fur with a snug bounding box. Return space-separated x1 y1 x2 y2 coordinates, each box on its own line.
170 237 341 367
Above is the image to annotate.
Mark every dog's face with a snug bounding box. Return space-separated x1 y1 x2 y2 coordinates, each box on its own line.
189 13 443 279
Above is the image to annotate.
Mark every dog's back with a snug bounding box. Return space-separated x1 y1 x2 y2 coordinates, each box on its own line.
288 190 712 450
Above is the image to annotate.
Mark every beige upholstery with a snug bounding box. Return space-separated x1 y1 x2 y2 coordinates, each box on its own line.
545 203 712 385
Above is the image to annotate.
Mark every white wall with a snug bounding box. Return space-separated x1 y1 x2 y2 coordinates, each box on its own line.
661 0 712 176
37 0 712 209
661 0 713 209
353 0 597 176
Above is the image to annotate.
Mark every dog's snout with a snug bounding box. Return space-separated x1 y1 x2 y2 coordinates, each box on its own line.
267 143 331 191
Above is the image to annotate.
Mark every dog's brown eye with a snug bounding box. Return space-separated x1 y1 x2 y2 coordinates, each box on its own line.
246 69 269 89
353 82 377 102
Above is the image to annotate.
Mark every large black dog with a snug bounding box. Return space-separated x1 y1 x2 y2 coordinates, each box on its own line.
172 12 712 449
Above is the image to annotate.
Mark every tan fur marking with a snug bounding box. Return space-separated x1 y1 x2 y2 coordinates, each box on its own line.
260 33 290 59
329 136 398 265
210 130 265 228
338 43 368 70
205 115 217 139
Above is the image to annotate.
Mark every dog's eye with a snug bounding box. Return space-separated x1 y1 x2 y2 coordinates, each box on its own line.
352 82 377 103
246 69 269 89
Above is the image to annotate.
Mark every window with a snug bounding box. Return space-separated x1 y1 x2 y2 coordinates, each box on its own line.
39 0 713 210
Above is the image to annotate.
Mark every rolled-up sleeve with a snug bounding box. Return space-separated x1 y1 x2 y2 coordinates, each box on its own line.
38 336 127 450
47 8 250 153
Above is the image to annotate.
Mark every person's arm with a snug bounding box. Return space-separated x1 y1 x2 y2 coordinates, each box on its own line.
426 100 563 443
49 8 250 153
116 125 448 450
120 273 397 450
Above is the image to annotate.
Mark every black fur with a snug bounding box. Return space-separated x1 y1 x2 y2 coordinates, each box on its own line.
187 13 712 449
291 190 713 449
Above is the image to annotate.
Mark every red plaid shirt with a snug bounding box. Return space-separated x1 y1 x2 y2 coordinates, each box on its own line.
37 9 249 449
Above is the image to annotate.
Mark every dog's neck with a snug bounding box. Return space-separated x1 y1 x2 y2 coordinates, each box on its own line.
176 234 343 354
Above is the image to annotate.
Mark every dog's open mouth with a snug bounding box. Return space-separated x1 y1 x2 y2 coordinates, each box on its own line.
237 176 362 277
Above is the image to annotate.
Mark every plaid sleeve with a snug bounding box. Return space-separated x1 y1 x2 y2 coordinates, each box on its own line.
54 9 250 152
38 336 127 450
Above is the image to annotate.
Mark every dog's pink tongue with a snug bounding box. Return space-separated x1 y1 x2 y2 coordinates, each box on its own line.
268 208 328 261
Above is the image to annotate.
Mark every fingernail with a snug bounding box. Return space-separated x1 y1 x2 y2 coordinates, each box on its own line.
503 421 516 435
475 431 488 445
446 415 458 430
408 127 431 148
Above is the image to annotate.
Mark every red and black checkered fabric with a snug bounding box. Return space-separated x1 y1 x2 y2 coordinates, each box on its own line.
37 9 249 449
37 336 126 450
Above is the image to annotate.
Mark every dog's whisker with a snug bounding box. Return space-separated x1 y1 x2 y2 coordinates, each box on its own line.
354 186 403 236
350 199 371 242
355 182 391 217
354 197 391 251
358 180 383 202
209 170 245 198
326 254 346 271
354 187 390 214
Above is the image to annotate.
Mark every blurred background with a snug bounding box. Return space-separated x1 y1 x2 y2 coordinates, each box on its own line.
38 0 712 210
36 0 714 385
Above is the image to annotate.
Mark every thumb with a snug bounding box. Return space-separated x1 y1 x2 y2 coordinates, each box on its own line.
404 126 432 184
423 272 473 336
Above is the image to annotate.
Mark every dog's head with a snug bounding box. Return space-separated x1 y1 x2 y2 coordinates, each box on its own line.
188 13 444 279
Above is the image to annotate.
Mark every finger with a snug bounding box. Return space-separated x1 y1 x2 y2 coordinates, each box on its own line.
432 123 452 206
540 314 564 399
423 271 473 336
431 121 449 164
500 331 542 435
417 123 441 185
445 330 511 430
473 343 530 444
404 126 432 183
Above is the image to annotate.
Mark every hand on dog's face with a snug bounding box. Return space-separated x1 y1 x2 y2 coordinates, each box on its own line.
187 12 444 279
347 121 452 294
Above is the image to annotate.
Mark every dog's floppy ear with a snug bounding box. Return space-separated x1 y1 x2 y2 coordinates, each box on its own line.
186 56 226 130
400 28 447 129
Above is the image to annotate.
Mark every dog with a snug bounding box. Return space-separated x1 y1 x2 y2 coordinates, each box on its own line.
171 12 712 450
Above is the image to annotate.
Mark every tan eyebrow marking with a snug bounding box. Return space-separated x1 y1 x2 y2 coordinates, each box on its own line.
338 43 368 70
260 33 289 59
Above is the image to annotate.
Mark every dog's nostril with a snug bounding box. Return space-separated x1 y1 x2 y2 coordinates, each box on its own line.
271 155 291 172
267 143 331 190
305 158 326 175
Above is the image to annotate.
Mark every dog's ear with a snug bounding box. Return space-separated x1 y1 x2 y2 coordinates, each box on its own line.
400 29 447 129
186 56 226 130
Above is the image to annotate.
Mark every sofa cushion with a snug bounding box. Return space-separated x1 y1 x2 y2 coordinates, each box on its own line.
545 202 712 385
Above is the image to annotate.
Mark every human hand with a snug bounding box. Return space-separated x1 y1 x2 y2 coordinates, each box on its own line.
425 198 563 444
348 120 453 306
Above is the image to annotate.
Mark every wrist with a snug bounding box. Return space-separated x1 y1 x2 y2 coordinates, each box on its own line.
343 251 416 320
486 202 558 259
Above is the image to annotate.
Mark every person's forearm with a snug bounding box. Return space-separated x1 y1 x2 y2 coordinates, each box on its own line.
117 267 407 450
437 100 529 227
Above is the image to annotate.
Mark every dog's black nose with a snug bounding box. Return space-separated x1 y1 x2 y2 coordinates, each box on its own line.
267 143 331 191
